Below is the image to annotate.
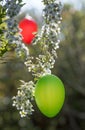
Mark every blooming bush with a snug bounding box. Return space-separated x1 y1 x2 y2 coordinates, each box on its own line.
0 0 62 117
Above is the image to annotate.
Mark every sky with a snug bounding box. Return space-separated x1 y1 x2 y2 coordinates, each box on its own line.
21 0 82 12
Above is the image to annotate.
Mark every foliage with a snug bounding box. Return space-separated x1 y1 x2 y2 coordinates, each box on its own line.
0 0 27 57
0 4 8 56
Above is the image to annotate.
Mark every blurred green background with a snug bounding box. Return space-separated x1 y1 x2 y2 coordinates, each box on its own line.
0 2 85 130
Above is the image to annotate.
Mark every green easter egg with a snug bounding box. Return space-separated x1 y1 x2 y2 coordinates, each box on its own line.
35 74 65 118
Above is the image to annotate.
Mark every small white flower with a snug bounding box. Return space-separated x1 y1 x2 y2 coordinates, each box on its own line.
20 110 27 118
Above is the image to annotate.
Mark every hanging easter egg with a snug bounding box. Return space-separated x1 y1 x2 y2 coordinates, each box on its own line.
19 18 38 44
35 74 65 118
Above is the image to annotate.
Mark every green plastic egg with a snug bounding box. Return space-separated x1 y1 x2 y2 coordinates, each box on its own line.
35 74 65 118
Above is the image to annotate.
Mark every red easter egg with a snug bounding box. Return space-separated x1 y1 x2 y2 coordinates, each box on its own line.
19 18 38 44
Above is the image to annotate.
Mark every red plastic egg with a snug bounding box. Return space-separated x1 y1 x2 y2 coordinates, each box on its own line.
19 18 38 44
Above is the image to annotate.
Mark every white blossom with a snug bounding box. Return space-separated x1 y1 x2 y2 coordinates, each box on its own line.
12 80 34 117
25 0 62 79
3 0 29 58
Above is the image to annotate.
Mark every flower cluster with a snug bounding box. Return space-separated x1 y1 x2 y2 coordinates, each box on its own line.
25 0 62 79
4 0 21 17
2 0 29 58
12 80 34 117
